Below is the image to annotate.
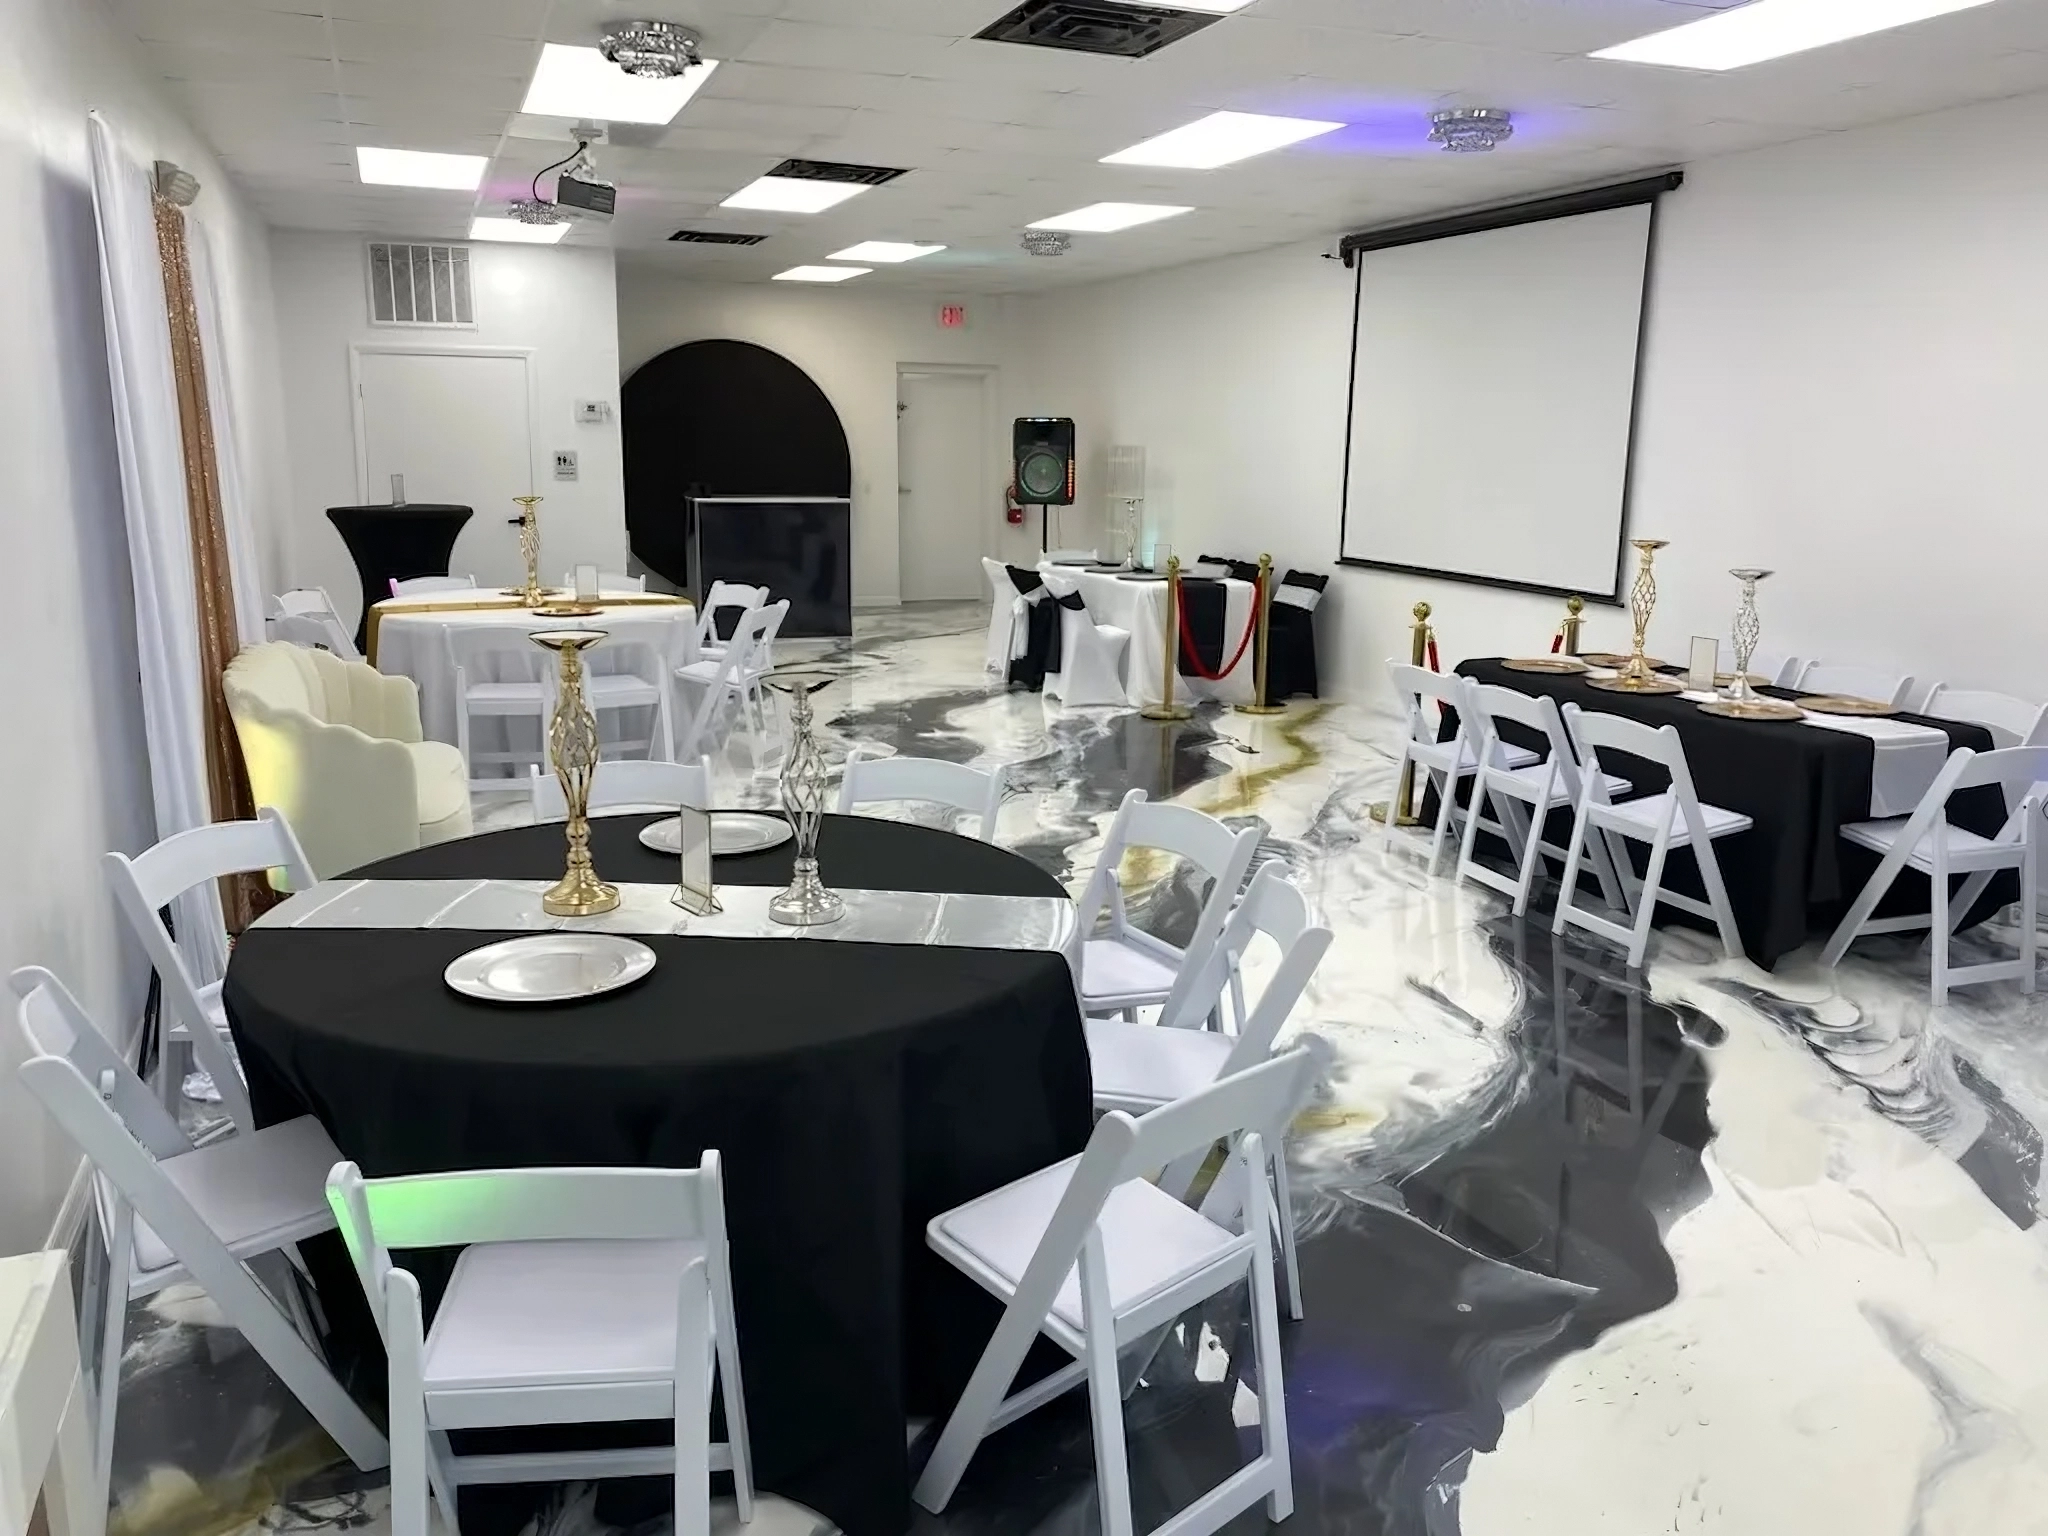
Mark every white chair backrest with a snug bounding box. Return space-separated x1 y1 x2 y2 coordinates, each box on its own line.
1797 662 1913 708
1388 660 1466 744
1077 789 1260 939
327 1156 727 1342
836 751 1006 839
271 613 355 657
12 967 189 1160
1562 705 1700 806
1922 686 2048 748
981 558 1007 595
696 582 769 648
1160 867 1331 1073
1952 745 2048 808
389 575 475 597
1748 651 1800 688
275 588 339 618
445 622 552 683
585 613 677 680
1463 681 1576 768
531 757 711 821
1039 569 1081 601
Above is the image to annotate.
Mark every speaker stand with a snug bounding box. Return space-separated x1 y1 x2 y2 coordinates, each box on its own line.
1038 504 1050 554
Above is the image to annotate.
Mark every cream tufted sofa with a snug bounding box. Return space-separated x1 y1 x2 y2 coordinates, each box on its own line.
224 642 471 879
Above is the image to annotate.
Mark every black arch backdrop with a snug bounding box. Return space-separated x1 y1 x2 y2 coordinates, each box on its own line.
622 339 853 591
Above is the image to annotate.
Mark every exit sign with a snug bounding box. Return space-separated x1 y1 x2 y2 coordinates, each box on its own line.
937 303 967 330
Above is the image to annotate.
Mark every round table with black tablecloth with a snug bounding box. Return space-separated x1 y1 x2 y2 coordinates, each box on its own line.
1449 660 2011 968
224 815 1092 1536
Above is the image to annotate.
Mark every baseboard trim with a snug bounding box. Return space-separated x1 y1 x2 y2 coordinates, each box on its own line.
852 597 902 610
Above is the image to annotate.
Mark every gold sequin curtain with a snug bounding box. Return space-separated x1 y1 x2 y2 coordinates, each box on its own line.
153 193 265 930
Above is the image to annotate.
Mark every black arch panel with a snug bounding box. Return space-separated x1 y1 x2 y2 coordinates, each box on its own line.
623 339 853 588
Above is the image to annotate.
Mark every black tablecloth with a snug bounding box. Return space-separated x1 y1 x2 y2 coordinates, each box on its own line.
1452 660 2009 968
326 503 473 650
224 816 1091 1536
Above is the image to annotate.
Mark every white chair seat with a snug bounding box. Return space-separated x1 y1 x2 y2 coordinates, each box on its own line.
423 1237 707 1410
1084 1019 1233 1110
932 1156 1238 1340
673 659 721 686
1841 816 2003 866
132 1114 344 1278
1500 764 1632 800
1080 939 1181 1004
462 681 549 708
1597 792 1751 845
404 741 471 832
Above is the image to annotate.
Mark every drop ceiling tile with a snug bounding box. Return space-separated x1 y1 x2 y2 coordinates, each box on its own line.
119 1 331 54
698 60 897 110
328 21 539 76
151 45 338 89
739 20 960 74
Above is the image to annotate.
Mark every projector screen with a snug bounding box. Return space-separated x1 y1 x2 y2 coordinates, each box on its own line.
1338 194 1664 600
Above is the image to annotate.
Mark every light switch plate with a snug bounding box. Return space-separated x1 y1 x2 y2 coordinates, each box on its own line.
553 450 578 480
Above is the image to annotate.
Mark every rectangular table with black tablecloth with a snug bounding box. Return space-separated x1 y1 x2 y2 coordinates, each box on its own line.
1449 659 2010 968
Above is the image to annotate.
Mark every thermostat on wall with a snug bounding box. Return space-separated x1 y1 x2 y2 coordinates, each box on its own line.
575 399 614 424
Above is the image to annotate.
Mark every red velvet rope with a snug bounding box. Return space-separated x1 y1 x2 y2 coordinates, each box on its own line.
1175 574 1262 681
1426 635 1440 672
1550 630 1564 654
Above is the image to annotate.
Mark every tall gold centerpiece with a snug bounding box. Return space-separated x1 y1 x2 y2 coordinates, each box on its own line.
505 495 547 607
1588 539 1682 695
531 628 617 916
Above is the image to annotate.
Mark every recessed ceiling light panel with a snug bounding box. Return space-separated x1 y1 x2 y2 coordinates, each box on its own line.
1591 0 1998 70
520 42 717 124
1028 202 1193 232
355 147 487 189
773 265 871 282
828 241 945 263
470 217 570 244
723 178 870 213
1102 110 1343 169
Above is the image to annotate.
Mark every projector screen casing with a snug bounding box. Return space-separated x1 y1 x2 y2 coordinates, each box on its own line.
1337 175 1678 602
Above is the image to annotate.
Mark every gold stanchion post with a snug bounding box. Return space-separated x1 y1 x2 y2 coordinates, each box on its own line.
1560 594 1585 656
1368 601 1433 827
1140 556 1194 723
1236 552 1286 717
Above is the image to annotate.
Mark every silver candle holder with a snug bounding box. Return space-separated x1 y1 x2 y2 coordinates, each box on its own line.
766 670 845 925
1700 568 1803 720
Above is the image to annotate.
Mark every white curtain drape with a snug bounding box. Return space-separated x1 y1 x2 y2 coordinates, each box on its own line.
87 110 227 984
187 223 267 646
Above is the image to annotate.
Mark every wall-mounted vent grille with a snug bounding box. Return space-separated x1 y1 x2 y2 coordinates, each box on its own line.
973 0 1222 58
764 157 908 187
668 229 770 244
366 242 475 327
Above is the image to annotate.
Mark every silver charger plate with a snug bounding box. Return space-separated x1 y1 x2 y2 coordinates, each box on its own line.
638 811 795 857
444 934 656 1005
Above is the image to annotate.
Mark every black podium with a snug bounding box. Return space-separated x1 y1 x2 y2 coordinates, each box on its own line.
326 503 472 650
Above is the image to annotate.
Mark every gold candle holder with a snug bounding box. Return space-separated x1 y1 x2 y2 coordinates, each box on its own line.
505 495 548 608
1588 539 1682 695
531 628 617 917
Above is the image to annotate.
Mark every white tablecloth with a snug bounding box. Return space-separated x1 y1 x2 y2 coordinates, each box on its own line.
372 590 697 754
1068 569 1256 708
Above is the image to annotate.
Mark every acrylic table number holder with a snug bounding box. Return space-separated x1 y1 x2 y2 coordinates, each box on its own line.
671 803 719 916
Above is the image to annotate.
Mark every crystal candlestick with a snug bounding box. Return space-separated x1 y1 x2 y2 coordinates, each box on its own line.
1589 538 1682 696
1700 568 1804 720
766 670 845 925
531 628 618 916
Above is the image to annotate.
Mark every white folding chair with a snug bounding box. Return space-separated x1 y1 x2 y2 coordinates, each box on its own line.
105 809 316 1130
1040 571 1130 708
271 590 358 660
1455 682 1633 916
1553 705 1753 969
1795 662 1915 708
694 581 768 660
1820 746 2048 1004
731 601 788 738
326 1156 754 1536
1085 864 1332 1319
1745 650 1801 688
1384 661 1537 875
11 969 387 1516
562 570 646 593
835 750 1006 842
912 1045 1323 1536
447 625 553 791
582 615 678 764
1075 790 1259 1019
674 603 783 762
389 575 477 598
530 756 712 822
1922 686 2048 748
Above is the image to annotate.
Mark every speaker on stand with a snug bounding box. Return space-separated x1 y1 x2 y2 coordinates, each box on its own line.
1012 417 1075 553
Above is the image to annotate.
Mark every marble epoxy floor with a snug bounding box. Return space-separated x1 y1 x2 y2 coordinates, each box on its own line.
107 602 2048 1536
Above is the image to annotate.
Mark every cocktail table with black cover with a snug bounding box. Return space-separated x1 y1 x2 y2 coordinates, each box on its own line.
1453 659 2008 968
325 502 473 650
224 815 1091 1536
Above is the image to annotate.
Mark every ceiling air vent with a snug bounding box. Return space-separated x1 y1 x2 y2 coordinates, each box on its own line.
668 229 769 245
974 0 1223 59
763 157 908 187
366 242 474 328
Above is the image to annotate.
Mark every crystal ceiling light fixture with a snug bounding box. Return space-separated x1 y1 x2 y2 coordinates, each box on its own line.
355 147 487 189
471 216 570 244
1591 0 1999 70
1102 110 1344 169
599 19 701 77
1428 108 1514 152
773 265 871 282
520 42 717 124
828 241 946 262
1021 230 1072 256
1028 202 1192 232
509 197 570 225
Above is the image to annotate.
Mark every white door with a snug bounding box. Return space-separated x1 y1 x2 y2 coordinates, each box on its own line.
356 350 534 587
898 370 988 601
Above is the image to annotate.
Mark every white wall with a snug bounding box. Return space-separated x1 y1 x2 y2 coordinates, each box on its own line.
615 275 1099 602
1024 86 2048 708
271 233 628 634
0 0 287 1255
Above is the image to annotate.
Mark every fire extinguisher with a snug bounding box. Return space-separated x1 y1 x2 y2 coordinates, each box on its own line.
1004 481 1025 526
